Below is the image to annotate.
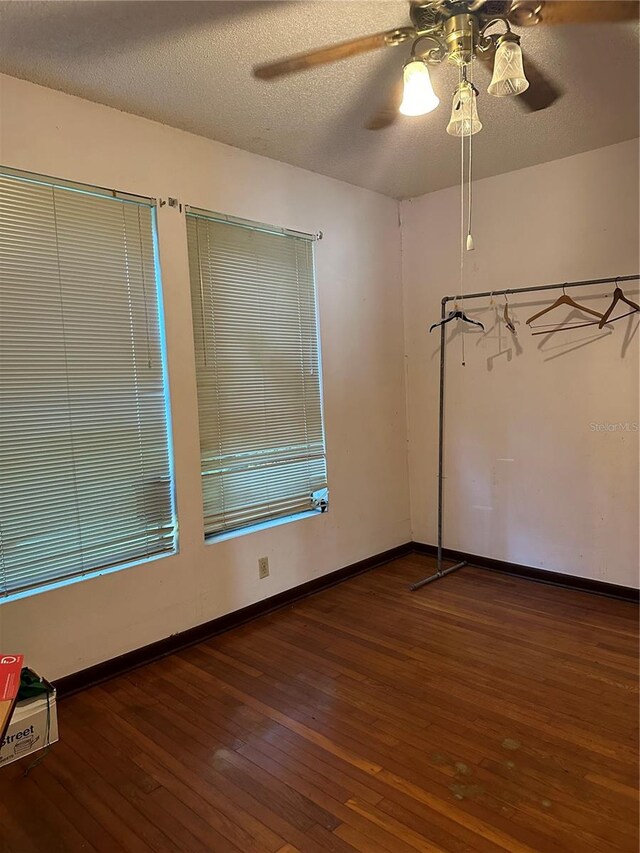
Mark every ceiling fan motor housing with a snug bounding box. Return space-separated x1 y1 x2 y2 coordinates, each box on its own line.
443 13 478 65
409 2 516 67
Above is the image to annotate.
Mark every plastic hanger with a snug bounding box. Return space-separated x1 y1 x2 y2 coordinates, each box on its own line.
526 284 605 327
598 281 640 329
429 304 485 333
503 293 516 334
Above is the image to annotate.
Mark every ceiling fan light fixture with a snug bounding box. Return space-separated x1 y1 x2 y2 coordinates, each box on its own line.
446 80 482 137
399 59 440 116
487 34 530 97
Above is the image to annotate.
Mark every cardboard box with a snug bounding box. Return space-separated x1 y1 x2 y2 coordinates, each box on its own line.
0 687 58 768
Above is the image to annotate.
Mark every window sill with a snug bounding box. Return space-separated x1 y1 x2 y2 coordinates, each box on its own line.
206 508 324 545
1 549 177 605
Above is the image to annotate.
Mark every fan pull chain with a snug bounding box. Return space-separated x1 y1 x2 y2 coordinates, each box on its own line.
457 62 477 367
467 62 474 253
458 65 465 366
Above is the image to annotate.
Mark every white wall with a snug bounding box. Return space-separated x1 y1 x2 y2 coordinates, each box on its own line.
0 75 411 678
1 75 637 682
402 139 639 588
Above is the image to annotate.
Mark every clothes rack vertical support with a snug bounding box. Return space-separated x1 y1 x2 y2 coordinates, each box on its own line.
410 296 467 591
409 273 639 592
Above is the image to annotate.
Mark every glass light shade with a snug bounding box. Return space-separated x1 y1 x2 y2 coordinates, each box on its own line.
487 39 529 97
446 81 482 137
399 60 440 116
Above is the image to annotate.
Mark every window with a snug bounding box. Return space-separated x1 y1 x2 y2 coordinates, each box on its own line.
186 208 328 537
0 168 175 598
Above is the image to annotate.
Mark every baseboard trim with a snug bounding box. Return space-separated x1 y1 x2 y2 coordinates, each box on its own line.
54 542 413 698
55 538 637 696
411 542 640 603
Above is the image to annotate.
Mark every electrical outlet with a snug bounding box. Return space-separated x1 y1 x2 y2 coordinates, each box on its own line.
258 556 269 579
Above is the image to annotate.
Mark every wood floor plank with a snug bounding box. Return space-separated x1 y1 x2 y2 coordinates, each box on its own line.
85 686 336 853
0 555 637 851
235 739 429 853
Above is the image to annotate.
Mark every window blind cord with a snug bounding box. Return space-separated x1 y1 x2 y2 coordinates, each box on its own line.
136 205 152 369
254 230 275 520
202 221 226 525
195 222 209 368
295 245 313 500
122 204 151 550
0 524 6 593
52 186 86 567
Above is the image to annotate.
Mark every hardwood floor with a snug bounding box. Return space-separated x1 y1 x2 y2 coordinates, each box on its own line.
1 554 638 852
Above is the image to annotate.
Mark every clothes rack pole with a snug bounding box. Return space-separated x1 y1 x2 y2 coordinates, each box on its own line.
410 295 467 590
410 273 639 592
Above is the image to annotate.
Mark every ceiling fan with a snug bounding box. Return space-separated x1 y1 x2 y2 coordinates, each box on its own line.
253 1 639 132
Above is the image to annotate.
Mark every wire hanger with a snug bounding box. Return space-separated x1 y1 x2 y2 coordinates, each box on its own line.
598 279 640 329
526 283 605 328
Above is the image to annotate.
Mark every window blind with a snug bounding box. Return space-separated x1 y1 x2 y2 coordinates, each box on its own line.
0 168 175 597
186 209 328 536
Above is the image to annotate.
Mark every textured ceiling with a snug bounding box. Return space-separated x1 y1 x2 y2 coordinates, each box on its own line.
0 1 638 199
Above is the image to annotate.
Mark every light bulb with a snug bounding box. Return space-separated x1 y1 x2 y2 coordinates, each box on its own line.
446 80 482 137
399 59 440 116
488 37 529 97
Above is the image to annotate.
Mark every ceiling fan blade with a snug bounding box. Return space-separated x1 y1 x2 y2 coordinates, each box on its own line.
365 80 404 130
253 28 414 80
519 55 562 111
535 1 639 25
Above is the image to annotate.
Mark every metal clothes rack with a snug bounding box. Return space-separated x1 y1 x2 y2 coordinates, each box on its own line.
410 273 640 592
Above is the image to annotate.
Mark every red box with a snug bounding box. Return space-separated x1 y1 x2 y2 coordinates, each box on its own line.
0 655 24 701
